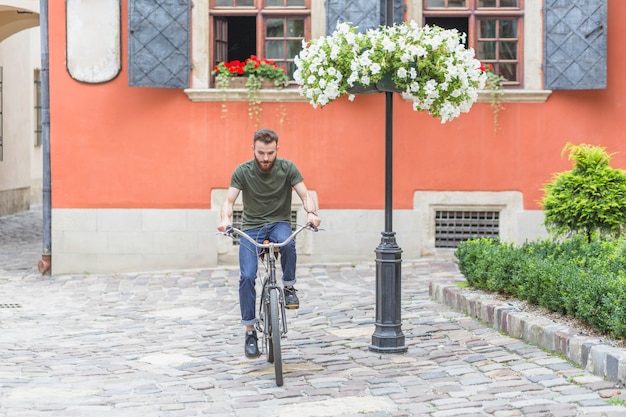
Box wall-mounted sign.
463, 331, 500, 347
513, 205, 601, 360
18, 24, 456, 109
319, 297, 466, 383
66, 0, 121, 83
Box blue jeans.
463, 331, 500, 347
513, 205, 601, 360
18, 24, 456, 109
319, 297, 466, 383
238, 222, 297, 326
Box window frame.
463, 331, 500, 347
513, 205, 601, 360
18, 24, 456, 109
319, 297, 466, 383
34, 69, 42, 147
423, 0, 524, 87
208, 0, 311, 86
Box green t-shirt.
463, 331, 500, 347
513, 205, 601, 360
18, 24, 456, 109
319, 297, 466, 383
231, 158, 304, 230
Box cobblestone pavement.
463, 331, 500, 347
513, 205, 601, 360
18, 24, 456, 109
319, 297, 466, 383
0, 207, 42, 276
0, 208, 625, 417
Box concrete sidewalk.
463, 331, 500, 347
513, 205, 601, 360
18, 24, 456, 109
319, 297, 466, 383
0, 208, 625, 417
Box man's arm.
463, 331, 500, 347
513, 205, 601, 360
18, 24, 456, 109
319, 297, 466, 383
293, 182, 321, 228
217, 186, 241, 232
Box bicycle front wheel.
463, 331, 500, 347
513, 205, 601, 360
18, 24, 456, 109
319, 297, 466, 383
269, 288, 283, 386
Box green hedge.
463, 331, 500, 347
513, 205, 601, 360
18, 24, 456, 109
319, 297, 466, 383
455, 237, 626, 339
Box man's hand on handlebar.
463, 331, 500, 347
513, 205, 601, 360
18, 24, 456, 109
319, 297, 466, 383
217, 219, 232, 233
306, 212, 321, 229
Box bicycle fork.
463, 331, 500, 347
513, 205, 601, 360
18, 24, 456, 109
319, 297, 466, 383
265, 257, 288, 336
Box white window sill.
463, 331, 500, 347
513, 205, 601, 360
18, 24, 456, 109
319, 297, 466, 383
476, 89, 552, 103
184, 87, 304, 103
184, 87, 552, 104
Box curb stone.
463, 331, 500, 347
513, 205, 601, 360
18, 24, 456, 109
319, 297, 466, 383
430, 281, 626, 387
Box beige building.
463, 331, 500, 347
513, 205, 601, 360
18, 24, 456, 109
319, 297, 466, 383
0, 1, 41, 216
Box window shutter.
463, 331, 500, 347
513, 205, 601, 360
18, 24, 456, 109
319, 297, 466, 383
544, 0, 607, 90
128, 0, 191, 88
326, 0, 380, 34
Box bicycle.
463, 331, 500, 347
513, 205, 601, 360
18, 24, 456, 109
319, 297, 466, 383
220, 222, 317, 386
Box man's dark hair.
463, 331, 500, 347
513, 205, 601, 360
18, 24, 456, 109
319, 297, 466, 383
253, 128, 279, 145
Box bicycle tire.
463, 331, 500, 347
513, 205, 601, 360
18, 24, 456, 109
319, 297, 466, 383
269, 288, 283, 386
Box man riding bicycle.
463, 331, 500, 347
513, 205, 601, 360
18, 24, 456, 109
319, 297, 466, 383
217, 128, 321, 358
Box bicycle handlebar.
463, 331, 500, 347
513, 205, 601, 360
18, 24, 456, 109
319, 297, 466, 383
220, 222, 318, 249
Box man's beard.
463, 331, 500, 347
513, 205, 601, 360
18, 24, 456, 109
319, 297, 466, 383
255, 157, 275, 173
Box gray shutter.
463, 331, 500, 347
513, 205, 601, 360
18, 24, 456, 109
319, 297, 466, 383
128, 0, 191, 88
544, 0, 607, 90
326, 0, 380, 34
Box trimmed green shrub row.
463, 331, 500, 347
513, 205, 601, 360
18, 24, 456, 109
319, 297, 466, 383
455, 237, 626, 339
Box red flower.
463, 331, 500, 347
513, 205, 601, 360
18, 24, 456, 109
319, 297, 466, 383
212, 55, 289, 83
479, 63, 495, 73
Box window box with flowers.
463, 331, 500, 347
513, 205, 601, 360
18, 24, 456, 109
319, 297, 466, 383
293, 21, 487, 124
212, 55, 289, 123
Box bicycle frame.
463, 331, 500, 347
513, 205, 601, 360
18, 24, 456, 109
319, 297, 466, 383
257, 244, 288, 337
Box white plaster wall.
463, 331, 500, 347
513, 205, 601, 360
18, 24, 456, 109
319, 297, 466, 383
29, 28, 42, 205
0, 26, 41, 212
52, 208, 217, 275
51, 197, 548, 274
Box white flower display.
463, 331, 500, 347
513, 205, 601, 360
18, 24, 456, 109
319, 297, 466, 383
293, 21, 487, 123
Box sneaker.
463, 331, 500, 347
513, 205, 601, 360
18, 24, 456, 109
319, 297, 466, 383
244, 330, 260, 358
284, 286, 299, 309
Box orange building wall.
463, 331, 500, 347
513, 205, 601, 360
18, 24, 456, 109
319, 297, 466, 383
49, 2, 626, 212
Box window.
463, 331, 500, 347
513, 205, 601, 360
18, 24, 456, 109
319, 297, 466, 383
34, 69, 42, 147
423, 0, 523, 87
209, 0, 310, 84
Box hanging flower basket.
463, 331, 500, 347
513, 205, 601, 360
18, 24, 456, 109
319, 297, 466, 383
345, 71, 403, 94
294, 21, 487, 123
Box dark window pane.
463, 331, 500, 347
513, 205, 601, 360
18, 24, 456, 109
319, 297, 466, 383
500, 62, 516, 81
448, 0, 466, 6
226, 16, 256, 61
216, 0, 254, 5
266, 40, 284, 59
287, 18, 304, 37
500, 41, 517, 59
267, 0, 305, 5
479, 20, 496, 38
287, 39, 302, 56
478, 0, 496, 7
500, 0, 518, 7
424, 16, 469, 46
426, 0, 447, 7
500, 20, 517, 38
478, 41, 496, 59
266, 19, 284, 37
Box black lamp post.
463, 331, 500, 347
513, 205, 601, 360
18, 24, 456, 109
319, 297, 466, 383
369, 0, 407, 353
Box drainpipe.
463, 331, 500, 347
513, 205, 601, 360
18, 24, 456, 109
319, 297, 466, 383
37, 0, 51, 275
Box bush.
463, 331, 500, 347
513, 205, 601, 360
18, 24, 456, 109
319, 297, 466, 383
455, 237, 626, 339
541, 143, 626, 242
455, 238, 520, 293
